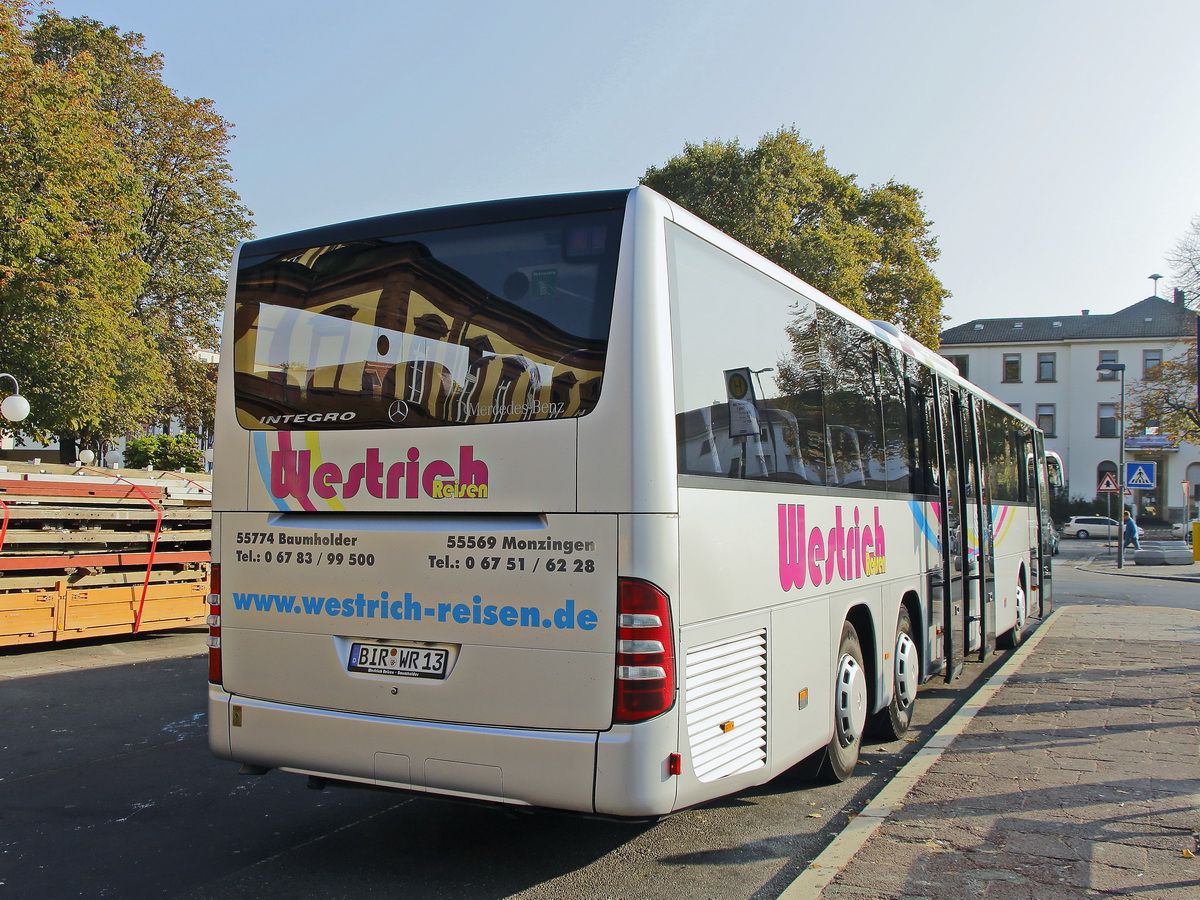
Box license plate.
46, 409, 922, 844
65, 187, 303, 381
347, 642, 449, 679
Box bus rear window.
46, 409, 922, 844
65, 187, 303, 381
232, 209, 622, 430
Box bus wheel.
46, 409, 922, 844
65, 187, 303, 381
998, 578, 1027, 649
869, 607, 917, 741
819, 621, 867, 782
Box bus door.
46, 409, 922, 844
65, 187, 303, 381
934, 382, 965, 682
1032, 431, 1054, 613
969, 396, 997, 656
952, 392, 994, 660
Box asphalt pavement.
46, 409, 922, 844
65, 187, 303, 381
781, 549, 1200, 900
4, 545, 1195, 899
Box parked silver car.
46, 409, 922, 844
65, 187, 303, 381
1060, 515, 1143, 540
1171, 519, 1197, 543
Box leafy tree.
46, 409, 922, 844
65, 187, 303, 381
641, 127, 949, 346
0, 0, 163, 447
1121, 217, 1200, 447
29, 9, 253, 436
123, 432, 205, 472
1168, 215, 1200, 309
1127, 344, 1199, 447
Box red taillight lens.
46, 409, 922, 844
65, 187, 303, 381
614, 578, 675, 723
207, 563, 221, 684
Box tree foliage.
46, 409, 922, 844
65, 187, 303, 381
1127, 345, 1199, 447
123, 432, 205, 472
30, 8, 252, 435
0, 0, 162, 446
0, 0, 251, 449
641, 127, 949, 347
1124, 217, 1200, 447
1168, 215, 1200, 310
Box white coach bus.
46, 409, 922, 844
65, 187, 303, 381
207, 187, 1055, 818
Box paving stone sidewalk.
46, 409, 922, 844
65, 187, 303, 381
807, 605, 1200, 899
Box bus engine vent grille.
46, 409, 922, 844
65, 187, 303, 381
684, 629, 767, 783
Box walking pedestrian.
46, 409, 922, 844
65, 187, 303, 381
1123, 509, 1141, 550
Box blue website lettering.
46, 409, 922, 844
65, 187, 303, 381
229, 590, 599, 631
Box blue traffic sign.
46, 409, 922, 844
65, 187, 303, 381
1125, 461, 1156, 490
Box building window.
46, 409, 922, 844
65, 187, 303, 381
1037, 352, 1056, 382
1002, 353, 1022, 383
1009, 403, 1022, 413
1098, 350, 1118, 380
1143, 348, 1162, 376
1036, 403, 1056, 437
944, 354, 969, 379
1098, 403, 1118, 437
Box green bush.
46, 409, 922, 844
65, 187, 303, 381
123, 434, 206, 472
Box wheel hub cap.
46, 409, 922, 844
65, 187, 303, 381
835, 653, 867, 747
895, 632, 918, 709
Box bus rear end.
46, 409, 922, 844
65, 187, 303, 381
208, 189, 682, 816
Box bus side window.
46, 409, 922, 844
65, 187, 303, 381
776, 302, 827, 486
817, 310, 885, 492
917, 373, 940, 495
1016, 432, 1031, 503
880, 347, 914, 493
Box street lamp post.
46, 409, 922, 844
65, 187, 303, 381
1097, 361, 1127, 568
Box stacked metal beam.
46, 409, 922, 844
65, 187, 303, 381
0, 463, 210, 646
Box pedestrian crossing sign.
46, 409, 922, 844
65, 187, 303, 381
1125, 461, 1156, 489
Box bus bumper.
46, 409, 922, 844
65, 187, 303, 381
208, 684, 600, 812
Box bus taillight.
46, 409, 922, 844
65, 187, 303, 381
614, 578, 675, 723
206, 563, 222, 684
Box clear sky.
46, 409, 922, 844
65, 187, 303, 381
44, 0, 1200, 329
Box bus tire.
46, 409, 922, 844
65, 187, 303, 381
818, 621, 867, 783
997, 577, 1027, 649
868, 607, 917, 741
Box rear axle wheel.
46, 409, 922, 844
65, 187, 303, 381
818, 621, 867, 782
869, 607, 918, 740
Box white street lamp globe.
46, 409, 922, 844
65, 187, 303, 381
105, 449, 123, 467
78, 449, 95, 465
1, 394, 30, 422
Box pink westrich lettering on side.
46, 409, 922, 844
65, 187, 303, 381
269, 446, 490, 503
778, 504, 807, 591
777, 503, 888, 593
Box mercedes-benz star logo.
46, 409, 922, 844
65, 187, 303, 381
387, 399, 410, 423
